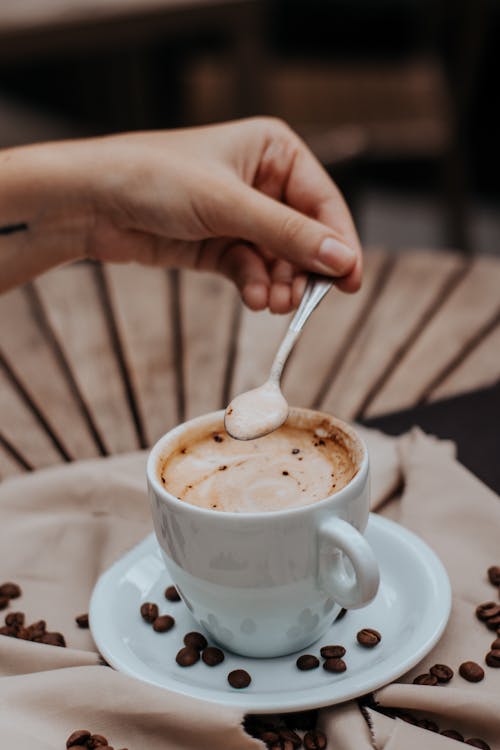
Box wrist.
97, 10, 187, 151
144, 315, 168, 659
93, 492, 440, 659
0, 141, 93, 267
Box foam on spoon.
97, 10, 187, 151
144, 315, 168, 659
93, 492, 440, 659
224, 380, 289, 441
225, 276, 334, 441
224, 329, 299, 440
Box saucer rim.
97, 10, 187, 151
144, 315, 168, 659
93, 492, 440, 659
90, 514, 451, 712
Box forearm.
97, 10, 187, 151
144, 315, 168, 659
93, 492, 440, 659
0, 142, 90, 292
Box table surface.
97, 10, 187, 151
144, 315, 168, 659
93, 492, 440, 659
1, 248, 499, 480
0, 0, 247, 30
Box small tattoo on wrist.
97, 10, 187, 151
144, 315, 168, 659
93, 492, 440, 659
0, 222, 29, 236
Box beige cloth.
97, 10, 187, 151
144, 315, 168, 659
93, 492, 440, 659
0, 427, 499, 749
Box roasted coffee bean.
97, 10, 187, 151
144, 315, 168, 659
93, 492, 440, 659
5, 611, 24, 628
279, 728, 302, 748
284, 710, 318, 731
465, 739, 491, 749
490, 637, 500, 650
416, 718, 439, 732
140, 602, 159, 623
176, 646, 200, 667
323, 657, 346, 673
413, 673, 438, 685
320, 645, 346, 659
165, 585, 181, 602
303, 729, 328, 749
88, 736, 109, 748
39, 631, 66, 647
202, 646, 225, 666
399, 713, 417, 725
430, 663, 454, 683
357, 628, 381, 647
153, 615, 175, 633
475, 602, 500, 622
486, 614, 500, 630
441, 729, 465, 741
485, 649, 500, 667
0, 596, 8, 611
296, 654, 320, 670
183, 631, 208, 650
459, 661, 485, 682
228, 669, 251, 688
27, 620, 46, 639
75, 613, 89, 629
0, 582, 21, 599
487, 566, 500, 586
0, 625, 17, 636
260, 730, 280, 745
17, 626, 30, 640
66, 729, 92, 747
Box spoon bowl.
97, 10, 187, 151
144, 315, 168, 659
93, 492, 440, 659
224, 274, 333, 440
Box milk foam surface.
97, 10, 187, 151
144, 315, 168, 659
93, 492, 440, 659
159, 424, 357, 512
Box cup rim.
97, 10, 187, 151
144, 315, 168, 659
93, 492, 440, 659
147, 407, 368, 520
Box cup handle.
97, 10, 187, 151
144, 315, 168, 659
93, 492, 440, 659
318, 517, 380, 609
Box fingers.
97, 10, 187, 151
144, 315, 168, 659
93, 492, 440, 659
249, 123, 362, 289
313, 188, 363, 293
218, 181, 357, 280
334, 253, 363, 293
267, 259, 292, 314
215, 241, 270, 311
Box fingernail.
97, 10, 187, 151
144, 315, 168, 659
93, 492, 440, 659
318, 238, 356, 273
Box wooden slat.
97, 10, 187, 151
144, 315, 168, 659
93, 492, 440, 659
0, 287, 100, 460
319, 250, 465, 420
282, 248, 389, 410
366, 256, 500, 417
430, 322, 500, 402
0, 442, 26, 479
180, 271, 238, 420
104, 263, 178, 446
229, 306, 291, 401
0, 367, 62, 469
35, 263, 139, 455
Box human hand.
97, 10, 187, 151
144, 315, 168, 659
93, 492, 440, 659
79, 118, 361, 313
0, 118, 361, 309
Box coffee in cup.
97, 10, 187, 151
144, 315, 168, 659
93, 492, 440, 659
159, 422, 359, 513
148, 408, 379, 658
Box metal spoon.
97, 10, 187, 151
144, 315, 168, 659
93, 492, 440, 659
224, 274, 333, 440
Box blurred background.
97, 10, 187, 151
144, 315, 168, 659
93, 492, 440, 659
0, 0, 498, 255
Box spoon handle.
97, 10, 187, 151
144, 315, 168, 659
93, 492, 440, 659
289, 274, 333, 333
269, 274, 333, 382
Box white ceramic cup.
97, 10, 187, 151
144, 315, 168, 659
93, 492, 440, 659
147, 407, 379, 658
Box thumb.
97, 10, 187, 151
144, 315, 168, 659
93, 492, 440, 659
220, 183, 358, 277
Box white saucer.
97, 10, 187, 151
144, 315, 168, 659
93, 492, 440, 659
90, 515, 451, 713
